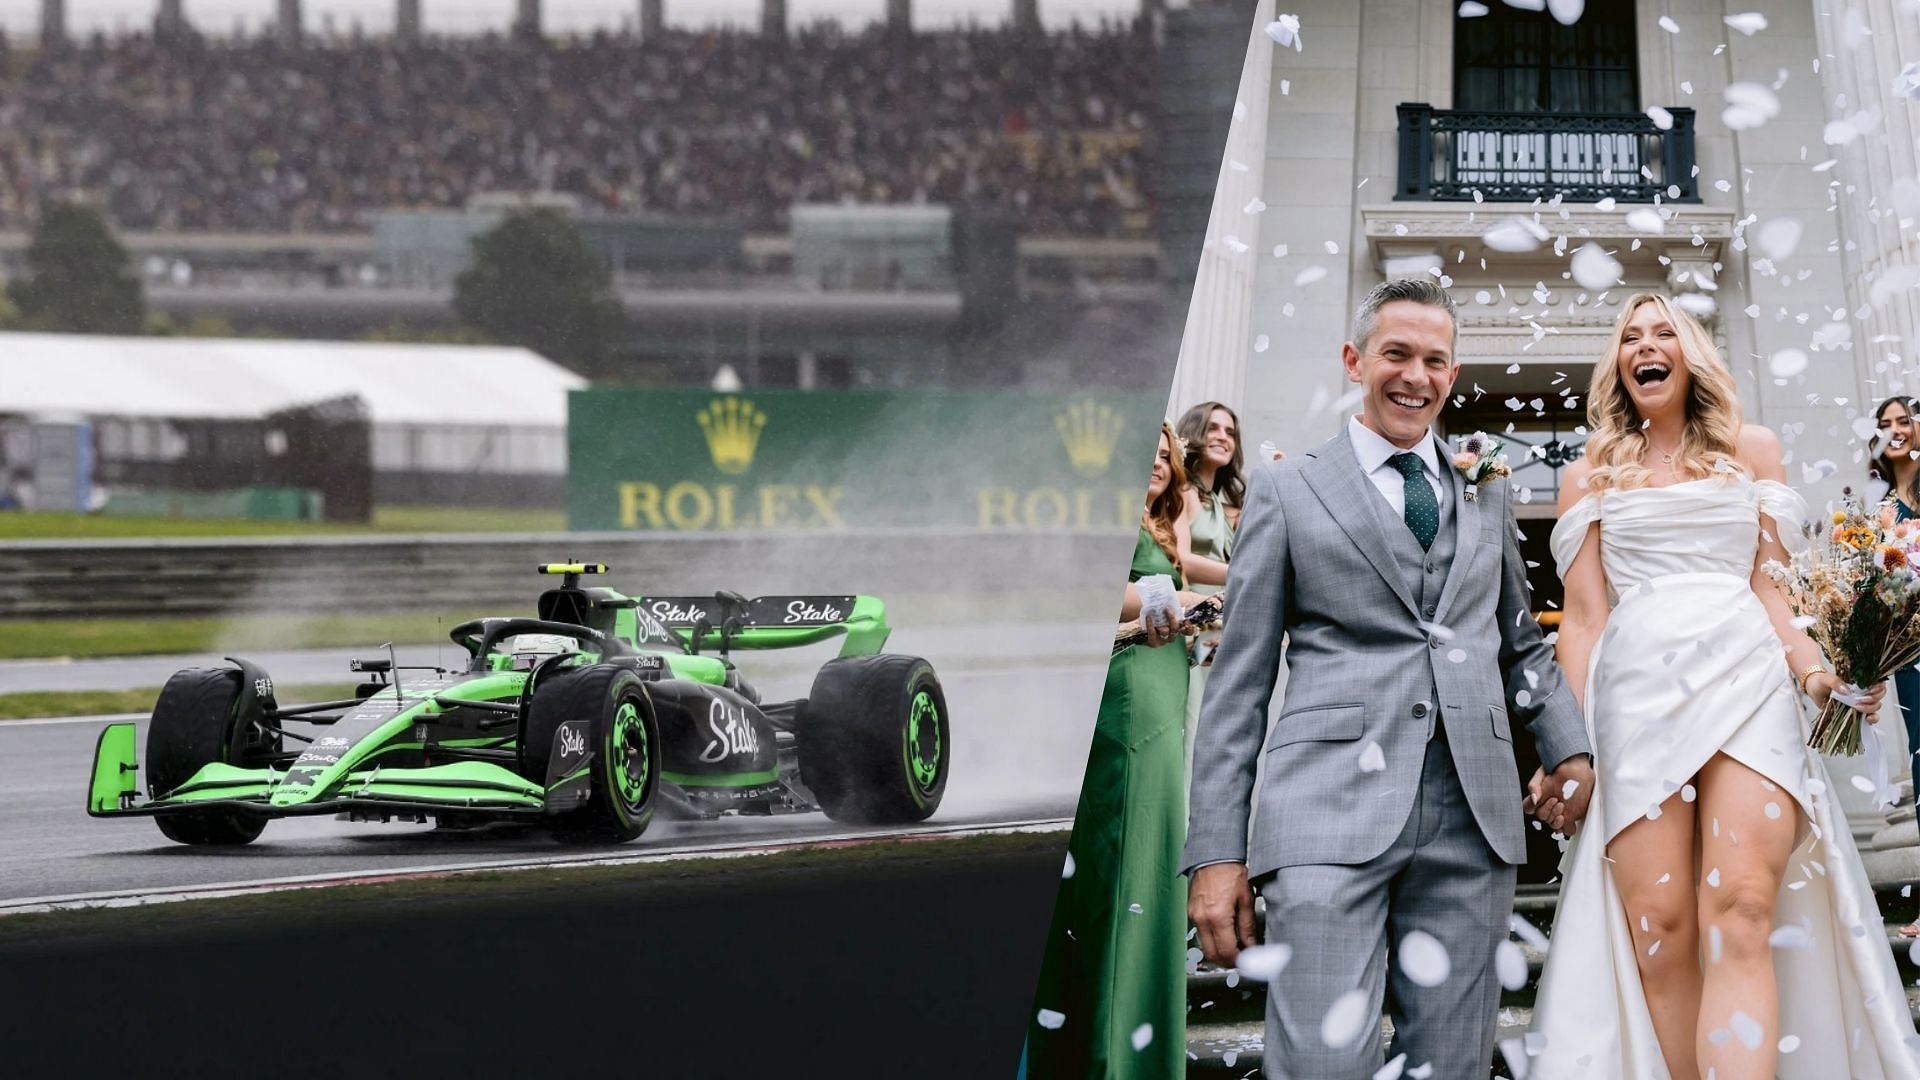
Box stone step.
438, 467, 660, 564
1186, 988, 1920, 1079
1185, 886, 1920, 1077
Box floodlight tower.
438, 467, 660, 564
1013, 0, 1041, 34
40, 0, 64, 47
640, 0, 664, 39
278, 0, 302, 41
514, 0, 541, 38
887, 0, 911, 35
761, 0, 786, 38
155, 0, 189, 37
396, 0, 421, 40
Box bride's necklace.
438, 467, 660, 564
1647, 438, 1680, 467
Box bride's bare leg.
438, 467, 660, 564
1693, 752, 1797, 1080
1607, 790, 1703, 1080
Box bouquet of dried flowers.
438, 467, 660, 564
1762, 489, 1920, 755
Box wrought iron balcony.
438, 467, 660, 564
1395, 103, 1698, 204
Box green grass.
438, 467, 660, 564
0, 506, 567, 539
0, 684, 358, 721
0, 612, 491, 660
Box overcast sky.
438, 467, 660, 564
0, 0, 1175, 34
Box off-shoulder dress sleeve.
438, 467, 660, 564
1549, 493, 1602, 581
1751, 479, 1810, 554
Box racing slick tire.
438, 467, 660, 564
797, 655, 948, 824
522, 665, 661, 843
147, 668, 270, 846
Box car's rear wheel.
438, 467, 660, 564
147, 668, 269, 846
523, 665, 660, 843
798, 655, 948, 824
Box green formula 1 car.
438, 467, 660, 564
86, 563, 950, 845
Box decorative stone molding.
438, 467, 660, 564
1360, 202, 1739, 274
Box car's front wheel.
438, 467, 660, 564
523, 665, 660, 843
147, 667, 269, 846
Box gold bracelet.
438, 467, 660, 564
1798, 664, 1827, 696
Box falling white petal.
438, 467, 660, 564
1244, 198, 1268, 215
1254, 335, 1271, 353
1358, 741, 1388, 773
1037, 1008, 1066, 1030
1571, 243, 1622, 290
1496, 939, 1529, 990
1624, 208, 1666, 235
1756, 217, 1803, 261
1779, 1034, 1801, 1053
1295, 265, 1329, 287
1723, 12, 1768, 35
1646, 106, 1674, 130
1768, 348, 1809, 378
1131, 1023, 1153, 1052
1398, 930, 1451, 988
1545, 0, 1582, 26
1236, 943, 1293, 983
1324, 240, 1341, 255
1674, 293, 1718, 318
1373, 1055, 1408, 1080
1321, 990, 1372, 1050
1458, 1, 1490, 15
1770, 924, 1813, 950
1732, 1011, 1764, 1049
1484, 217, 1549, 252
1062, 852, 1076, 879
1658, 15, 1679, 33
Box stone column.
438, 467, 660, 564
761, 0, 786, 38
40, 0, 64, 47
1013, 0, 1040, 33
396, 0, 421, 41
640, 0, 664, 39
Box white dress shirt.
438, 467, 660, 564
1347, 416, 1446, 515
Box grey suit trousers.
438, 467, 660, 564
1258, 732, 1515, 1079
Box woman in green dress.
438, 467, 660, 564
1172, 402, 1244, 790
1020, 423, 1205, 1079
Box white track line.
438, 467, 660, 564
0, 817, 1074, 916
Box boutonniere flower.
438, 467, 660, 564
1451, 432, 1511, 502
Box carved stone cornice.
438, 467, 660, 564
1359, 202, 1740, 273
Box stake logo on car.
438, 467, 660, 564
558, 724, 588, 758
784, 600, 844, 623
699, 699, 760, 763
650, 600, 709, 623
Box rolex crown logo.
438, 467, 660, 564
697, 397, 767, 475
1055, 400, 1125, 478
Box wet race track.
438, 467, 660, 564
0, 622, 1107, 903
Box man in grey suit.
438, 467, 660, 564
1185, 279, 1595, 1078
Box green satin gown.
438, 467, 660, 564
1020, 528, 1190, 1079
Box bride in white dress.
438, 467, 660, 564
1525, 293, 1918, 1080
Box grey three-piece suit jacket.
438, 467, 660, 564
1183, 428, 1591, 879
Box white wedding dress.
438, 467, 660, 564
1529, 473, 1919, 1078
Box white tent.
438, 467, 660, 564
0, 333, 586, 475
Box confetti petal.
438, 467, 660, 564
1768, 348, 1809, 377
1624, 208, 1666, 235
1756, 217, 1803, 261
1545, 0, 1582, 26
1484, 217, 1549, 252
1723, 12, 1768, 35
1398, 930, 1451, 988
1062, 852, 1075, 879
1458, 1, 1489, 15
1236, 943, 1292, 982
1295, 265, 1329, 287
1731, 1010, 1764, 1049
1321, 989, 1372, 1049
1646, 106, 1674, 130
1359, 741, 1387, 773
1496, 939, 1528, 990
1131, 1023, 1154, 1051
1658, 15, 1679, 33
1571, 243, 1622, 290
1037, 1008, 1066, 1030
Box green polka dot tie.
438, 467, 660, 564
1391, 452, 1438, 550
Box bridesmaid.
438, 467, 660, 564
1172, 401, 1243, 785
1871, 395, 1920, 938
1021, 423, 1203, 1079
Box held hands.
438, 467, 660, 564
1189, 862, 1259, 968
1141, 590, 1210, 648
1524, 754, 1595, 836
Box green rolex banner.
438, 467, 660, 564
567, 389, 1167, 532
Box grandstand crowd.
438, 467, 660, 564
0, 21, 1156, 236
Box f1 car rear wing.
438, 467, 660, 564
637, 593, 889, 658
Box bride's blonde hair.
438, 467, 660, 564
1583, 292, 1744, 492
